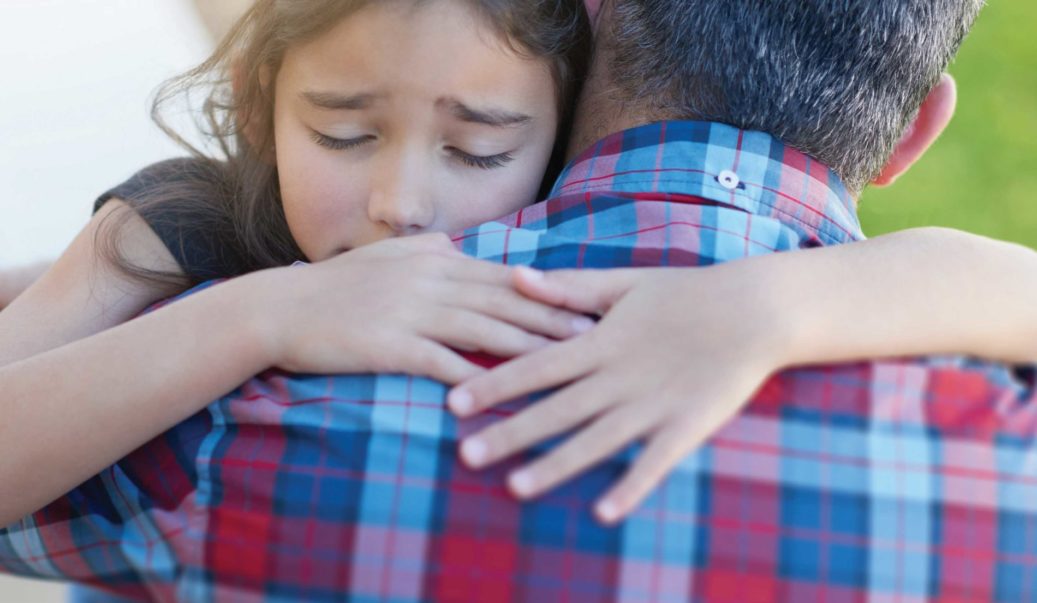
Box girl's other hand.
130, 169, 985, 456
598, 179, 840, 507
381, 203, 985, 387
447, 263, 791, 524
253, 233, 595, 384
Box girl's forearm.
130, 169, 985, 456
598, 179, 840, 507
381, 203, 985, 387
750, 227, 1037, 367
0, 261, 50, 310
0, 272, 278, 526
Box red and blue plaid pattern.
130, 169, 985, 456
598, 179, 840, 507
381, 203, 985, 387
4, 121, 1036, 602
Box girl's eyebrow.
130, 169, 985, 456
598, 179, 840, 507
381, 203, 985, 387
301, 91, 381, 110
439, 98, 532, 128
300, 92, 531, 128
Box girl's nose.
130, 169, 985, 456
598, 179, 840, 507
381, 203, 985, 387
368, 149, 436, 235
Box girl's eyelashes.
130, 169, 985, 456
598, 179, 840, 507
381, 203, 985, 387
310, 130, 514, 170
310, 131, 374, 151
449, 148, 515, 170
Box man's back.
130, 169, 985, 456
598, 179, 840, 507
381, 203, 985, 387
4, 121, 1035, 602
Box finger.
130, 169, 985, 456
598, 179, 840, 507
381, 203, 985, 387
503, 404, 655, 500
593, 419, 702, 525
398, 232, 462, 254
458, 372, 616, 469
512, 267, 641, 315
352, 232, 460, 262
396, 338, 486, 385
447, 336, 598, 417
453, 283, 596, 340
421, 308, 553, 359
439, 255, 519, 286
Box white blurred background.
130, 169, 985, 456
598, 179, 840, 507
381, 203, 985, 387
0, 0, 213, 267
0, 1, 239, 599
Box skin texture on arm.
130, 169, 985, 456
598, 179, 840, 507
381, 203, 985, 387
761, 226, 1037, 365
0, 262, 48, 312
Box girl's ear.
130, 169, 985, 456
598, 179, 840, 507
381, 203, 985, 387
872, 73, 957, 187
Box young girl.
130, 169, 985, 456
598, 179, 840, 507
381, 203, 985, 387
0, 0, 1034, 530
0, 0, 593, 525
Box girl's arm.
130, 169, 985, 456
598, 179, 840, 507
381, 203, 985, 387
763, 226, 1037, 366
0, 261, 50, 311
444, 226, 1037, 523
0, 200, 277, 525
0, 201, 183, 367
0, 208, 585, 525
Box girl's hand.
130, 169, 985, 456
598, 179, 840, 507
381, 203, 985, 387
257, 233, 595, 384
447, 264, 791, 524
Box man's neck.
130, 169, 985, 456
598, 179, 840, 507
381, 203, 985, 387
565, 81, 646, 161
565, 16, 656, 161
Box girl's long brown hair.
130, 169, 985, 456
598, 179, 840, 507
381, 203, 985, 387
99, 0, 591, 291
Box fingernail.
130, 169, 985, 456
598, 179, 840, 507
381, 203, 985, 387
508, 470, 537, 498
448, 388, 474, 415
517, 266, 544, 281
460, 437, 489, 467
571, 316, 595, 334
595, 499, 620, 524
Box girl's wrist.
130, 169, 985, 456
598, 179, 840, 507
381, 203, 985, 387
713, 254, 816, 370
228, 266, 297, 370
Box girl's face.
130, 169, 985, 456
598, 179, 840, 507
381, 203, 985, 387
273, 0, 560, 261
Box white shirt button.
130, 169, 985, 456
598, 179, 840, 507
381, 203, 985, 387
717, 170, 741, 190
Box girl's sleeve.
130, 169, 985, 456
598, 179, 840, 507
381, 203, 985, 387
93, 158, 251, 283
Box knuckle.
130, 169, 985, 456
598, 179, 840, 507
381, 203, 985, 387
366, 346, 402, 374
404, 342, 438, 371
485, 286, 514, 309
497, 327, 533, 350
544, 308, 580, 333
427, 232, 454, 248
412, 254, 442, 272
524, 334, 551, 351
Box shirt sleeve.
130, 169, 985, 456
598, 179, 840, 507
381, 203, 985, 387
0, 477, 153, 599
94, 158, 250, 282
0, 408, 211, 600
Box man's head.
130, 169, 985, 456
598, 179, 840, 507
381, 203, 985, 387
576, 0, 983, 194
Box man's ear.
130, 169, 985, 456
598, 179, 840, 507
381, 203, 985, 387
872, 73, 957, 187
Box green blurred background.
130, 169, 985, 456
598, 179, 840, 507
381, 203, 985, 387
860, 0, 1037, 245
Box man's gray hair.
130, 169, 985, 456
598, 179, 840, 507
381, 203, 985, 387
606, 0, 984, 192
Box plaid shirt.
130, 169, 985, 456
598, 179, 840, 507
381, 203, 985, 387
4, 121, 1037, 602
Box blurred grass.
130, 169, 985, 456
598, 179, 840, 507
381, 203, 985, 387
859, 0, 1037, 246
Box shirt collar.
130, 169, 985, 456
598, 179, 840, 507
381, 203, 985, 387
550, 120, 865, 245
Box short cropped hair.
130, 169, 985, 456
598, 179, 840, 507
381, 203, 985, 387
606, 0, 984, 192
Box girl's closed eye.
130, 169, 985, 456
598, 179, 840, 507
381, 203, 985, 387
311, 129, 515, 171
310, 130, 375, 152
448, 147, 515, 170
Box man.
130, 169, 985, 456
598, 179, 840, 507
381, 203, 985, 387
6, 0, 1033, 601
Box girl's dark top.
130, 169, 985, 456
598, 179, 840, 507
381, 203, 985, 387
93, 158, 252, 282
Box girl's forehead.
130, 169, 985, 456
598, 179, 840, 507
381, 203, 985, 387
282, 2, 557, 113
